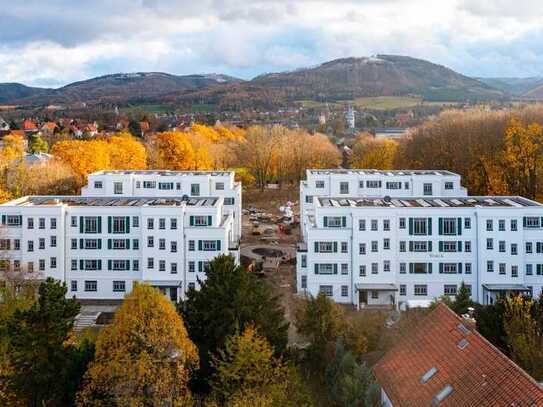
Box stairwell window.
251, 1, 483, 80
315, 180, 325, 188
359, 265, 366, 276
114, 182, 123, 194
339, 182, 349, 194
423, 183, 432, 195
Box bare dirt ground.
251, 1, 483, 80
241, 187, 305, 345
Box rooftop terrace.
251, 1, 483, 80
3, 196, 220, 208
308, 169, 459, 176
317, 196, 540, 209
95, 170, 233, 177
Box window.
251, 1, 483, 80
301, 276, 307, 289
215, 182, 225, 190
527, 242, 533, 253
133, 239, 139, 250
6, 215, 21, 226
526, 264, 533, 276
465, 263, 472, 274
487, 261, 494, 272
464, 241, 471, 252
143, 181, 156, 189
27, 262, 33, 273
366, 180, 381, 188
341, 264, 348, 275
423, 183, 432, 195
371, 241, 378, 252
305, 196, 313, 204
191, 183, 200, 196
84, 217, 99, 233
525, 217, 540, 228
441, 241, 457, 252
413, 263, 429, 274
112, 260, 129, 271
27, 217, 34, 229
486, 219, 493, 231
136, 181, 141, 188
188, 282, 196, 290
499, 263, 506, 275
189, 261, 195, 273
442, 263, 457, 274
400, 285, 406, 296
399, 241, 406, 252
499, 219, 505, 231
111, 239, 127, 249
359, 265, 366, 276
113, 281, 126, 292
0, 239, 10, 250
94, 181, 102, 189
176, 182, 181, 190
319, 285, 333, 297
147, 236, 154, 248
384, 260, 390, 272
316, 180, 325, 188
413, 218, 427, 235
301, 255, 307, 268
132, 216, 139, 228
114, 182, 123, 194
85, 239, 100, 249
383, 238, 390, 250
371, 263, 378, 274
341, 285, 348, 297
50, 218, 56, 229
158, 182, 174, 190
170, 218, 177, 230
50, 236, 57, 248
224, 197, 235, 205
464, 218, 471, 229
404, 182, 409, 189
386, 181, 401, 190
316, 264, 335, 275
84, 281, 97, 292
511, 219, 518, 231
71, 216, 77, 227
383, 219, 390, 231
443, 218, 457, 235
444, 182, 453, 190
339, 182, 349, 194
326, 216, 344, 228
71, 280, 77, 292
159, 260, 166, 272
341, 242, 348, 253
112, 216, 127, 234
171, 241, 177, 253
371, 219, 378, 231
486, 238, 493, 250
414, 285, 428, 296
27, 240, 33, 252
359, 219, 366, 231
498, 240, 506, 252
39, 238, 45, 250
39, 217, 45, 229
50, 257, 56, 268
83, 260, 100, 270
14, 239, 20, 250
201, 240, 217, 251
147, 218, 154, 229
511, 243, 518, 255
371, 291, 379, 299
189, 240, 195, 251
133, 260, 139, 271
147, 258, 154, 269
193, 216, 210, 226
71, 260, 77, 271
399, 218, 406, 229
512, 265, 518, 277
413, 241, 429, 252
159, 218, 166, 230
400, 263, 406, 274
159, 238, 166, 250
444, 285, 457, 295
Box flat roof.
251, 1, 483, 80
317, 196, 540, 209
308, 169, 459, 176
94, 170, 233, 177
4, 196, 220, 208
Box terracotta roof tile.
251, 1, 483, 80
373, 304, 543, 406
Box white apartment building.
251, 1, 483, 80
82, 170, 242, 241
0, 195, 239, 302
297, 195, 543, 308
300, 169, 467, 237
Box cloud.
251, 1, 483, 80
1, 0, 543, 87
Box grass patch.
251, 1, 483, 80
120, 104, 172, 114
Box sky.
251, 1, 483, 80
1, 0, 543, 88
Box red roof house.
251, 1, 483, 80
22, 119, 38, 132
373, 304, 543, 406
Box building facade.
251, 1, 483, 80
0, 195, 239, 302
297, 195, 543, 308
82, 170, 242, 241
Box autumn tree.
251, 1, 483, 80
28, 134, 49, 154
51, 140, 111, 183
0, 134, 25, 168
6, 160, 79, 197
107, 133, 147, 170
148, 131, 195, 170
350, 134, 398, 170
78, 284, 198, 406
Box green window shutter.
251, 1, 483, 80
97, 260, 102, 270
342, 217, 346, 227
333, 264, 338, 274
523, 217, 527, 228
439, 241, 443, 252
457, 218, 462, 235
198, 262, 203, 272
216, 240, 221, 251
79, 260, 84, 270
125, 216, 130, 233
98, 239, 102, 249
314, 242, 319, 253
409, 241, 413, 252
126, 239, 130, 249
125, 260, 130, 270
208, 216, 212, 226
427, 263, 432, 274
108, 239, 112, 249
108, 260, 112, 270
315, 264, 319, 274
427, 218, 432, 235
541, 217, 543, 227
457, 241, 462, 252
323, 217, 328, 227
108, 216, 112, 233
458, 263, 463, 274
18, 215, 22, 225
409, 263, 414, 274
438, 218, 443, 235
79, 216, 84, 233
408, 218, 413, 235
190, 216, 194, 226
428, 241, 432, 252
538, 264, 542, 275
79, 238, 84, 249
1, 215, 5, 224
98, 217, 102, 233
198, 240, 203, 251
333, 242, 338, 252
439, 263, 443, 274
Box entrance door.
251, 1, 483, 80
359, 290, 368, 305
169, 287, 178, 302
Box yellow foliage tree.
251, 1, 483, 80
6, 160, 78, 197
107, 133, 147, 170
0, 134, 25, 170
51, 140, 111, 183
0, 187, 12, 204
349, 134, 398, 170
77, 284, 198, 406
192, 124, 220, 142
148, 131, 195, 170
